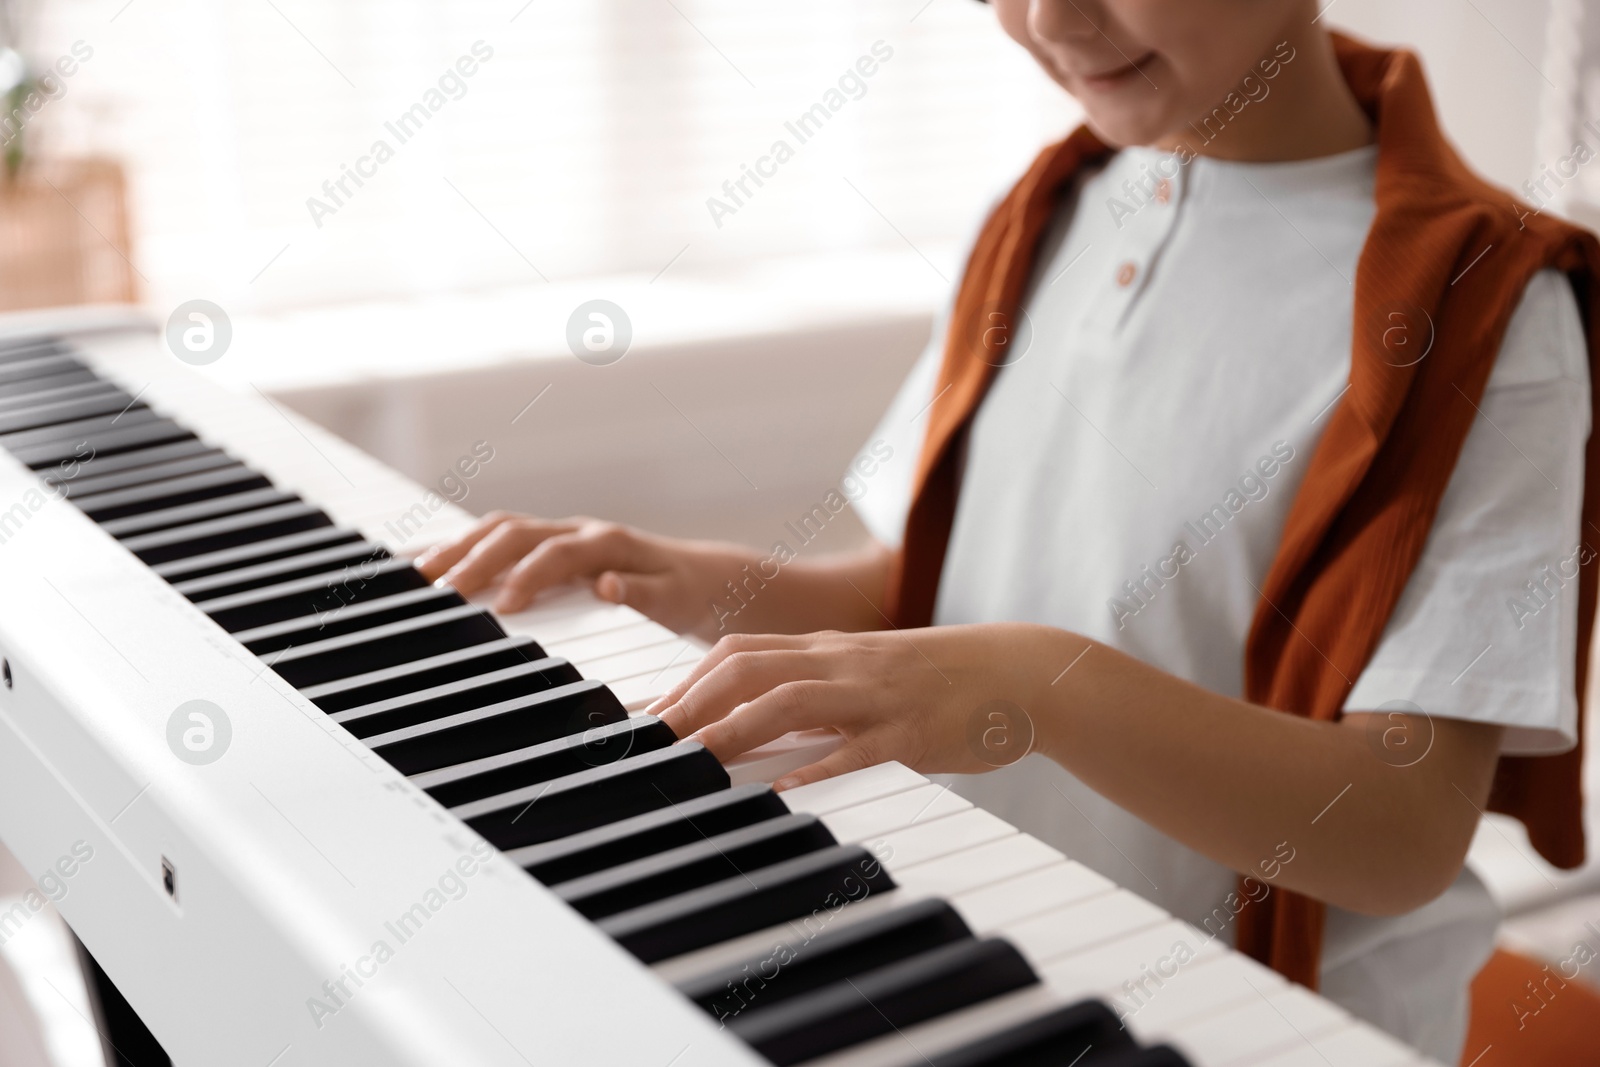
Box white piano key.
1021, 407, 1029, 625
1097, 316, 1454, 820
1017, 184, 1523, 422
610, 661, 697, 710
1164, 984, 1349, 1067
351, 499, 475, 532
1084, 938, 1261, 1037
725, 730, 843, 788
817, 783, 971, 843
997, 891, 1169, 968
953, 860, 1115, 933
374, 521, 479, 555
215, 431, 386, 492
891, 833, 1065, 899
485, 583, 609, 615
779, 761, 928, 816
494, 598, 646, 646
542, 619, 676, 664
576, 638, 697, 686
312, 481, 431, 511
1248, 1023, 1422, 1067
867, 808, 1016, 870
320, 475, 420, 511
331, 480, 417, 521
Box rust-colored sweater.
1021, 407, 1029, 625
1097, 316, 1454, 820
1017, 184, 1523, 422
886, 34, 1599, 987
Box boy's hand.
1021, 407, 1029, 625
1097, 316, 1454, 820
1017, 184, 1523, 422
416, 512, 753, 639
650, 623, 1072, 789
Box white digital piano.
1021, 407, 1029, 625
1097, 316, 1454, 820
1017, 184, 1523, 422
0, 310, 1446, 1067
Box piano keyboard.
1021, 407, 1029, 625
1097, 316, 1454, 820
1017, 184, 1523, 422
0, 315, 1444, 1067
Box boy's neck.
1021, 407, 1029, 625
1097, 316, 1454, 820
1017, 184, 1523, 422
1156, 22, 1373, 163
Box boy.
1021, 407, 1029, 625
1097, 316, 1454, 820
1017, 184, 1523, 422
420, 2, 1599, 1060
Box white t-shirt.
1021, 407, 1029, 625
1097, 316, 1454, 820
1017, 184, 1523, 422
850, 144, 1590, 1063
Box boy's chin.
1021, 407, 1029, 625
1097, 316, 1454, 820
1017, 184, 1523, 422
1079, 107, 1180, 152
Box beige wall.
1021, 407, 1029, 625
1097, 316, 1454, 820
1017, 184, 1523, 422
1331, 0, 1551, 190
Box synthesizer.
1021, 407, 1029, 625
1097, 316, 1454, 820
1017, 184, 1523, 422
0, 309, 1443, 1066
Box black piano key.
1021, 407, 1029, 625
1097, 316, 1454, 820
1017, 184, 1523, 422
922, 1001, 1138, 1067
364, 678, 625, 770
52, 448, 236, 497
0, 391, 142, 436
172, 540, 386, 601
72, 465, 273, 522
0, 378, 120, 414
234, 585, 464, 653
732, 939, 1038, 1065
0, 368, 100, 402
268, 604, 505, 688
99, 486, 295, 538
153, 526, 364, 583
122, 502, 333, 564
507, 782, 787, 886
196, 557, 425, 631
9, 418, 194, 469
412, 714, 675, 807
0, 406, 163, 450
300, 635, 548, 712
0, 337, 66, 358
0, 351, 68, 374
678, 898, 974, 1018
452, 742, 728, 851
1086, 1047, 1193, 1067
328, 656, 583, 735
554, 813, 837, 921
38, 438, 217, 486
598, 843, 896, 964
0, 354, 86, 388
0, 338, 67, 363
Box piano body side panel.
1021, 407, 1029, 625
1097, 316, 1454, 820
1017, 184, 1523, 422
0, 440, 760, 1066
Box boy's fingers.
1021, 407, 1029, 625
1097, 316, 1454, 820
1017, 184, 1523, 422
440, 523, 550, 596
689, 680, 834, 763
662, 654, 823, 741
493, 527, 654, 612
415, 511, 516, 579
646, 633, 807, 718
596, 570, 675, 621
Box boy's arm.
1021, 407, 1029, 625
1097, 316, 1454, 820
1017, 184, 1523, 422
416, 512, 894, 640
652, 624, 1505, 918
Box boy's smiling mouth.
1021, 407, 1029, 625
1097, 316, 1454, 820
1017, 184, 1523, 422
1078, 50, 1158, 90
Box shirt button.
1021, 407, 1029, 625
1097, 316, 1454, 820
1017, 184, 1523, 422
1115, 261, 1137, 287
1154, 178, 1172, 204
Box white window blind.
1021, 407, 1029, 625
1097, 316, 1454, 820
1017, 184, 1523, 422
27, 0, 1081, 314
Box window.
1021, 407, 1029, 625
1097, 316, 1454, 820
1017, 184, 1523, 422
27, 1, 1081, 314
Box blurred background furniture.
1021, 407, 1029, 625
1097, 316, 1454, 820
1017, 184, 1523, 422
0, 158, 137, 310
